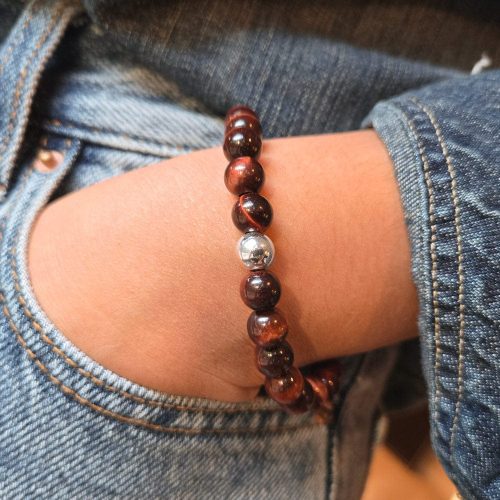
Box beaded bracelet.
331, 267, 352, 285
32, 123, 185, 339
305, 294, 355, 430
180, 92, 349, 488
223, 105, 341, 420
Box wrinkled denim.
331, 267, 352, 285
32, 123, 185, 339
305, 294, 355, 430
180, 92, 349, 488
365, 73, 500, 499
0, 1, 498, 499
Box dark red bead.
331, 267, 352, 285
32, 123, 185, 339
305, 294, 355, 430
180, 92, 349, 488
265, 366, 304, 405
240, 270, 281, 311
247, 309, 288, 346
256, 340, 294, 377
306, 375, 333, 411
223, 128, 262, 160
232, 193, 273, 233
224, 104, 259, 126
286, 379, 317, 414
312, 362, 341, 397
226, 114, 262, 137
224, 157, 264, 195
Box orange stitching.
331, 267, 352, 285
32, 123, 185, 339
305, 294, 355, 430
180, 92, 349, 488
411, 98, 466, 462
2, 292, 312, 435
0, 157, 36, 227
400, 109, 442, 422
0, 8, 34, 78
11, 259, 278, 414
0, 4, 67, 167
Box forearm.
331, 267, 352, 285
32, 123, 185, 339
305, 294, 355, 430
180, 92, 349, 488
28, 130, 418, 400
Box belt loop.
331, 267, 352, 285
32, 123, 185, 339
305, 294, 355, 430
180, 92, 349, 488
0, 0, 82, 200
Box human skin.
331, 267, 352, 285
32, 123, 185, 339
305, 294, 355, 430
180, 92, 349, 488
28, 130, 418, 402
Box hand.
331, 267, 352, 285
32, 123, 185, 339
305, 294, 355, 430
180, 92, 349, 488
28, 130, 418, 402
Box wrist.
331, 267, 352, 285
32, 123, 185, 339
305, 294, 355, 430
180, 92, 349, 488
28, 130, 417, 402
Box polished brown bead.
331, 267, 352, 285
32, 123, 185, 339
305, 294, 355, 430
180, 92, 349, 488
265, 366, 304, 405
240, 270, 281, 311
224, 104, 259, 126
224, 157, 264, 195
256, 340, 294, 377
226, 114, 262, 137
247, 309, 288, 346
306, 375, 333, 411
313, 361, 342, 397
223, 128, 262, 160
286, 379, 317, 414
232, 193, 273, 233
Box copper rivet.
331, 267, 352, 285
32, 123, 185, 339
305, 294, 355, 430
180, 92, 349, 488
33, 149, 63, 173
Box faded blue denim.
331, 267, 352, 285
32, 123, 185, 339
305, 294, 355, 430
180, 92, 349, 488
365, 73, 500, 499
0, 1, 498, 499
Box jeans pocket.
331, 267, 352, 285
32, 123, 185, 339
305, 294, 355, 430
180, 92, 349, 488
0, 132, 340, 499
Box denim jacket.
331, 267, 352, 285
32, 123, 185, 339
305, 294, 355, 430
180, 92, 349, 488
0, 1, 498, 499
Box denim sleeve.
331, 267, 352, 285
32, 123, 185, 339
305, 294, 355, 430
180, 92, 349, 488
364, 70, 500, 500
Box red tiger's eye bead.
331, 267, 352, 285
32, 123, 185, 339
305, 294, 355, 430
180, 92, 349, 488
256, 340, 294, 377
286, 379, 317, 414
247, 309, 288, 346
232, 193, 273, 233
224, 104, 259, 126
265, 367, 304, 405
313, 362, 342, 397
224, 157, 265, 195
226, 114, 262, 137
223, 128, 262, 160
306, 376, 333, 411
240, 270, 281, 311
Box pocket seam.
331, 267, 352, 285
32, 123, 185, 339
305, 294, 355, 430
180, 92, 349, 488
41, 117, 203, 158
3, 288, 319, 435
11, 250, 283, 415
45, 118, 194, 150
0, 9, 62, 175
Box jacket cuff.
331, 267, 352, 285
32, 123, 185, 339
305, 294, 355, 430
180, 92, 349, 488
362, 71, 500, 500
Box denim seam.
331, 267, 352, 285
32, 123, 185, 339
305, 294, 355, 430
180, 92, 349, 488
411, 97, 466, 467
42, 118, 200, 154
324, 422, 334, 500
398, 108, 442, 423
47, 70, 215, 115
330, 354, 365, 500
0, 3, 64, 190
12, 258, 283, 414
0, 6, 34, 80
2, 289, 317, 435
10, 250, 283, 414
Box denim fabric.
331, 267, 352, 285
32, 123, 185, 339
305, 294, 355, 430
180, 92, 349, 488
365, 72, 500, 499
0, 0, 498, 499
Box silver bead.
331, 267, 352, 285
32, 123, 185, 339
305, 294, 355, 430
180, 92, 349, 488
237, 232, 275, 270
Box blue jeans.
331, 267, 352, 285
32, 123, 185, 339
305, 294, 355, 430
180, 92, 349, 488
0, 1, 498, 498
